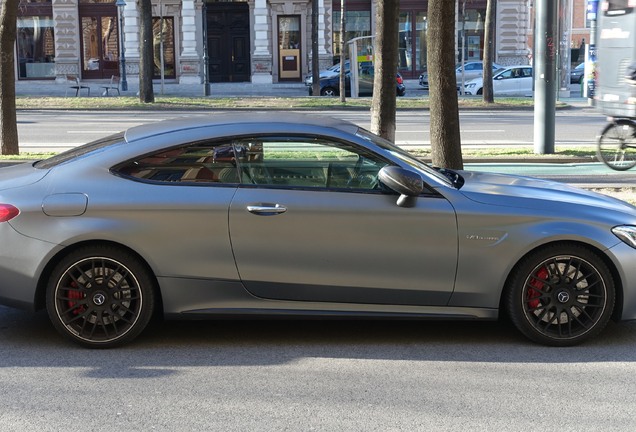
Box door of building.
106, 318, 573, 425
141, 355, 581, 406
79, 4, 119, 80
278, 15, 301, 81
206, 2, 250, 83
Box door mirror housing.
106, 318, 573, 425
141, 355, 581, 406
378, 166, 424, 208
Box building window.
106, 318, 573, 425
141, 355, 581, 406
332, 10, 371, 60
153, 17, 176, 79
458, 7, 486, 63
17, 16, 55, 79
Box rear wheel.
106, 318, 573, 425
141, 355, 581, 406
597, 120, 636, 171
46, 245, 156, 348
505, 244, 615, 346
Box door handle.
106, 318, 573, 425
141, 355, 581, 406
247, 204, 287, 216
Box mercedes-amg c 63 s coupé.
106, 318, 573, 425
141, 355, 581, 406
1, 113, 636, 347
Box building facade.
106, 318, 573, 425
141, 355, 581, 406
15, 0, 534, 87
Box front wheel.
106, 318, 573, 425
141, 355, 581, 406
597, 120, 636, 171
46, 245, 156, 348
321, 87, 338, 97
505, 244, 615, 346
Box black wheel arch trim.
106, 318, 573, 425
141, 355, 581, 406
34, 239, 163, 315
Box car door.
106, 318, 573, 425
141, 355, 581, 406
228, 135, 458, 307
518, 67, 533, 95
493, 68, 516, 95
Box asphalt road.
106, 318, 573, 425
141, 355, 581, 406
1, 305, 636, 431
16, 106, 607, 152
13, 107, 636, 186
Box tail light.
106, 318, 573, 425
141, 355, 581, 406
396, 75, 403, 85
0, 204, 19, 222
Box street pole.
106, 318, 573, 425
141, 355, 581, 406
116, 0, 128, 92
533, 0, 557, 154
202, 1, 210, 96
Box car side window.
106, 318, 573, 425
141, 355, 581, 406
233, 136, 389, 191
498, 69, 514, 79
113, 141, 240, 184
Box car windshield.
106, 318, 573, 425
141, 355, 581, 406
34, 132, 125, 169
355, 128, 453, 187
493, 68, 507, 76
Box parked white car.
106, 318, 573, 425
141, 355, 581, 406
464, 65, 533, 96
419, 61, 502, 90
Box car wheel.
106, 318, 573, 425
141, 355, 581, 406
46, 245, 156, 348
477, 88, 483, 95
505, 244, 615, 346
321, 87, 337, 97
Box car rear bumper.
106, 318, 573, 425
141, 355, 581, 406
0, 222, 59, 310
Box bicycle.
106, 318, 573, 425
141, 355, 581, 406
596, 117, 636, 171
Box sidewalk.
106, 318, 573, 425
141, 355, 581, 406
15, 79, 310, 98
16, 78, 591, 105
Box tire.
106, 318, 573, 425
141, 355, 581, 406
46, 245, 156, 348
505, 244, 615, 346
597, 120, 636, 171
476, 88, 483, 95
321, 87, 337, 97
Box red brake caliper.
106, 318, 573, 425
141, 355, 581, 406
527, 267, 548, 309
67, 282, 86, 315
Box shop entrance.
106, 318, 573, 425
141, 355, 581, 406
206, 2, 250, 83
278, 15, 301, 81
79, 4, 119, 80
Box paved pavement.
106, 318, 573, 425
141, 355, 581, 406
16, 78, 312, 98
16, 78, 591, 103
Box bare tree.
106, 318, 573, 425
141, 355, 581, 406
139, 0, 155, 103
427, 0, 463, 169
370, 0, 399, 142
482, 0, 495, 103
0, 0, 19, 155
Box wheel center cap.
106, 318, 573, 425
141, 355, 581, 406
557, 290, 570, 304
92, 292, 107, 306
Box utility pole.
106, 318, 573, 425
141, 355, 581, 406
533, 0, 558, 154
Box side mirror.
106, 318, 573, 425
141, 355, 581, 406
378, 166, 424, 208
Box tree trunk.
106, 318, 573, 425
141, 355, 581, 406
370, 0, 399, 142
0, 0, 19, 155
139, 0, 155, 103
482, 0, 496, 104
311, 0, 320, 97
427, 0, 463, 169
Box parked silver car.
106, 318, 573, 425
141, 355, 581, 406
1, 113, 636, 348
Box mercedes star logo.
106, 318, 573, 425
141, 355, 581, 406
93, 293, 106, 306
557, 291, 570, 304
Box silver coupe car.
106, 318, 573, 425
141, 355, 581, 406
1, 113, 636, 348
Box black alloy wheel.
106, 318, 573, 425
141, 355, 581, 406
321, 87, 337, 97
506, 244, 615, 346
46, 245, 156, 348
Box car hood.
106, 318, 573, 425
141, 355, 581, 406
456, 170, 636, 214
0, 162, 48, 191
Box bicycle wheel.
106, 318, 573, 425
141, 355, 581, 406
597, 120, 636, 171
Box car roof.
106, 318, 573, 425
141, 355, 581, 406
123, 112, 361, 143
